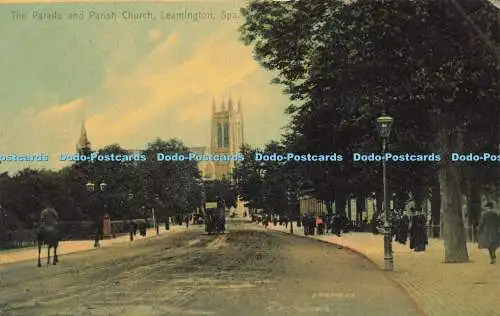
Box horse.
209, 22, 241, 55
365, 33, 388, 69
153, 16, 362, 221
37, 208, 60, 267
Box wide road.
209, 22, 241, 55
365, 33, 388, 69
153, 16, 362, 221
0, 220, 421, 316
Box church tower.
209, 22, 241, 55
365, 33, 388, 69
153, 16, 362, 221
210, 96, 245, 180
76, 120, 91, 153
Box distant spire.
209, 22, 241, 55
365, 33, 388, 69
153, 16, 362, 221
76, 119, 91, 151
228, 95, 233, 111
212, 98, 216, 113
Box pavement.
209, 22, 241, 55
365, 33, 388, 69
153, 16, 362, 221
266, 223, 500, 316
0, 225, 183, 266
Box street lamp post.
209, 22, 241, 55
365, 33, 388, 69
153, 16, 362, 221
258, 162, 266, 215
153, 194, 160, 235
376, 114, 394, 271
125, 192, 134, 241
125, 192, 134, 217
86, 181, 107, 248
286, 189, 294, 235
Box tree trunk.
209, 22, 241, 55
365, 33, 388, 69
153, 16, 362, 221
431, 177, 441, 238
375, 191, 382, 213
347, 197, 352, 220
335, 191, 347, 215
356, 194, 365, 231
326, 200, 333, 216
467, 176, 481, 241
356, 194, 364, 222
438, 126, 469, 263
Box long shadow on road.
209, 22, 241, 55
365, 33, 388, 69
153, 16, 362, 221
0, 221, 422, 316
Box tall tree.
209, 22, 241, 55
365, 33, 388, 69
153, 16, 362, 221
240, 0, 500, 262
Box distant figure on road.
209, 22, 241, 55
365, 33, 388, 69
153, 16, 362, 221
185, 215, 189, 228
478, 202, 499, 264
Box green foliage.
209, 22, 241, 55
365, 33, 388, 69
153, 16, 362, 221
240, 0, 500, 203
234, 141, 300, 216
0, 138, 204, 225
234, 144, 266, 210
204, 179, 237, 208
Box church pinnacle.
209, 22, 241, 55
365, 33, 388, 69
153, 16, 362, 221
228, 95, 233, 111
76, 120, 91, 152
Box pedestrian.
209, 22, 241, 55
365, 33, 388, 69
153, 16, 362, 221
332, 213, 341, 237
301, 214, 308, 235
316, 216, 324, 235
93, 214, 101, 248
395, 212, 409, 245
478, 202, 499, 264
308, 214, 316, 236
133, 221, 138, 236
139, 219, 146, 237
185, 215, 189, 228
128, 218, 134, 241
409, 208, 427, 252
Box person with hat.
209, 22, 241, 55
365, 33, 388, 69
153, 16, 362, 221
478, 202, 500, 264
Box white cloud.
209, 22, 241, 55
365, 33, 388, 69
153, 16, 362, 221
38, 99, 86, 120
86, 27, 258, 147
2, 20, 288, 174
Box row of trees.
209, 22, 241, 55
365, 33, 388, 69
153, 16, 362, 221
0, 138, 236, 230
235, 0, 500, 262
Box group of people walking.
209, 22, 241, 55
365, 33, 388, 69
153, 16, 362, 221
300, 213, 351, 236
253, 212, 352, 237
389, 207, 428, 252
127, 218, 148, 241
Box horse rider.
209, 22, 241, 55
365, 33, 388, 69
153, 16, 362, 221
40, 203, 59, 226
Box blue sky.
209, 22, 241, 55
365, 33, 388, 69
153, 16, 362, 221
0, 1, 290, 174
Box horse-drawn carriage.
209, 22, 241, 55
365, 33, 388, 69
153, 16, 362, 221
204, 202, 225, 234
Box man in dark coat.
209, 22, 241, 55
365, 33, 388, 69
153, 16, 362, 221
409, 209, 427, 252
308, 214, 316, 236
395, 213, 410, 245
302, 214, 308, 235
478, 202, 499, 264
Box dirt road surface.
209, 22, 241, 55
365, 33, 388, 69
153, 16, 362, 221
0, 220, 421, 316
